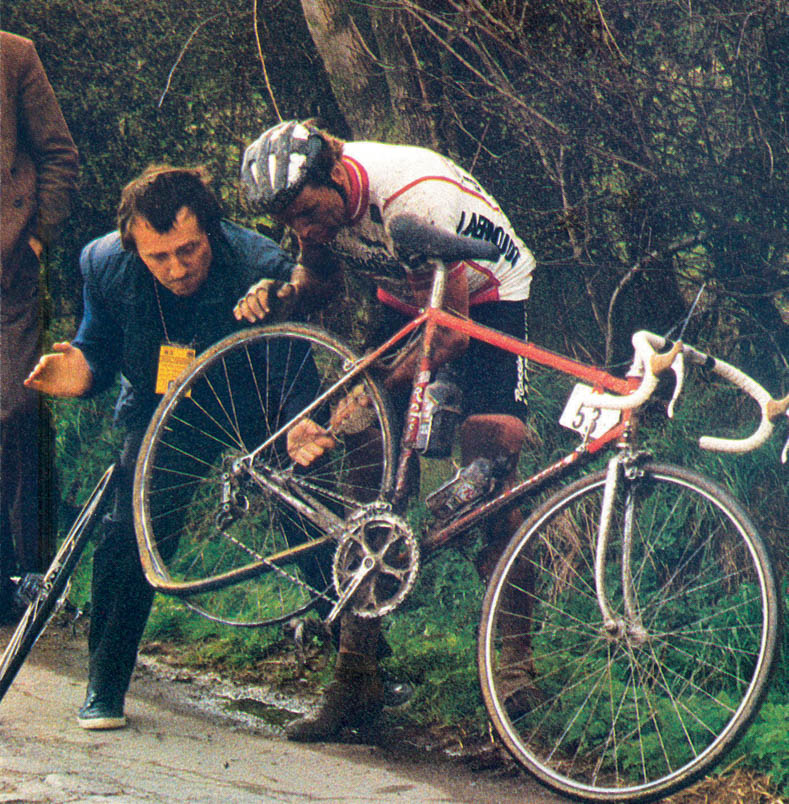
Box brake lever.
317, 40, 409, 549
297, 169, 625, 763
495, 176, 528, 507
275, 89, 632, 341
666, 351, 685, 419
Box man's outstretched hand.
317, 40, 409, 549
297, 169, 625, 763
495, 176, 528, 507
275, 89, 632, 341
24, 342, 93, 397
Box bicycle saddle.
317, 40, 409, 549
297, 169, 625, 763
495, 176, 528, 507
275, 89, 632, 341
388, 214, 500, 264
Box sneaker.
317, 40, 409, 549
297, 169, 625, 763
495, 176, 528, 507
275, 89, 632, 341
77, 690, 126, 730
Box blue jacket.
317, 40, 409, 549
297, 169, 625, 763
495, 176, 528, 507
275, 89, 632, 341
73, 220, 293, 428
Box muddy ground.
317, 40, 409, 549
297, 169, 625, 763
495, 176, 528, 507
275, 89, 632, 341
3, 613, 784, 803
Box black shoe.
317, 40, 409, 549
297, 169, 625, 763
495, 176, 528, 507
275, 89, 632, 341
77, 689, 126, 730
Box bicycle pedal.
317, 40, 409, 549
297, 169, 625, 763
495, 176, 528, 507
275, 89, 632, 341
12, 573, 45, 608
383, 679, 414, 708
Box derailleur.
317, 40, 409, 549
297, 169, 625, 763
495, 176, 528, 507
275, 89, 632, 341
12, 572, 83, 630
214, 459, 250, 531
328, 502, 420, 622
13, 572, 45, 608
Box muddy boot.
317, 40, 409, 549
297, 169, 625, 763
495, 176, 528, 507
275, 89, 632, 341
492, 546, 546, 718
77, 682, 126, 730
285, 651, 384, 742
78, 644, 129, 730
496, 664, 545, 720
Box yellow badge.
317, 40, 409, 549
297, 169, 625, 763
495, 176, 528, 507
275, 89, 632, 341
155, 344, 196, 395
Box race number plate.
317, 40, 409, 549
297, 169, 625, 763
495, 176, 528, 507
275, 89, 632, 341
559, 383, 621, 440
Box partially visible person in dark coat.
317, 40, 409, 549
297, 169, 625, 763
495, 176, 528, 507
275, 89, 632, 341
0, 31, 79, 621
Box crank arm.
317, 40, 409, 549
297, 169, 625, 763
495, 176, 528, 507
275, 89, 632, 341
325, 556, 376, 625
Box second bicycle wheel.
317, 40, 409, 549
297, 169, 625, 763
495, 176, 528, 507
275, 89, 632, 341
134, 323, 396, 627
0, 465, 116, 702
478, 461, 780, 802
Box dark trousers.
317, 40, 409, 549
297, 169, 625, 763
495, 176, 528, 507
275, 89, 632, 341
0, 406, 56, 572
87, 428, 153, 700
0, 243, 57, 609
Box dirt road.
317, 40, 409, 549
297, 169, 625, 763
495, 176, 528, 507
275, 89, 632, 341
0, 623, 568, 803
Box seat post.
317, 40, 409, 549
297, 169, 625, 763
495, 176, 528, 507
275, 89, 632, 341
426, 259, 448, 310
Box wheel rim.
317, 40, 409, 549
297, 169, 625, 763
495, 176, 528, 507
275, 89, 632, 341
135, 326, 394, 626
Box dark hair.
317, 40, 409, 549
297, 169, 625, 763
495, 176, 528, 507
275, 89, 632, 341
287, 123, 346, 208
117, 165, 223, 251
306, 124, 345, 188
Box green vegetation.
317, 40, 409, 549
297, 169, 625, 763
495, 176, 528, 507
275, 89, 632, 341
4, 0, 786, 796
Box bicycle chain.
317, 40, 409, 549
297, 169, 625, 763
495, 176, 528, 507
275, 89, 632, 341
216, 528, 336, 608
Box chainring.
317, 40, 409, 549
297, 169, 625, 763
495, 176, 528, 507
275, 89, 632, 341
332, 504, 419, 618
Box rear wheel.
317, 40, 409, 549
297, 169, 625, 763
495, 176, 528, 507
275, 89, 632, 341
478, 462, 780, 802
133, 323, 396, 626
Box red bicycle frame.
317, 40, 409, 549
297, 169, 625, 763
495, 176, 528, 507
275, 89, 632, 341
347, 265, 640, 554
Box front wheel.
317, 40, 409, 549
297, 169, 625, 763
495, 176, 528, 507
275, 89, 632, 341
478, 462, 780, 802
133, 323, 396, 627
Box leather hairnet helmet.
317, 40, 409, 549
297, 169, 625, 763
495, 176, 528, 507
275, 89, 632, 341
241, 120, 325, 213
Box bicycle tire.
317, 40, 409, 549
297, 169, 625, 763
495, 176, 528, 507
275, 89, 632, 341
0, 464, 116, 703
133, 323, 396, 627
478, 461, 780, 803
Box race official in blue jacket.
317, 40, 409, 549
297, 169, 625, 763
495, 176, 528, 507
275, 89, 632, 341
25, 165, 296, 729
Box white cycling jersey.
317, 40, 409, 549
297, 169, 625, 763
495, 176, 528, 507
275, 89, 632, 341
328, 142, 535, 308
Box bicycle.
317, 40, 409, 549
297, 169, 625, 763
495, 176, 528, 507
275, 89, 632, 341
9, 217, 785, 801
132, 217, 788, 802
0, 464, 117, 702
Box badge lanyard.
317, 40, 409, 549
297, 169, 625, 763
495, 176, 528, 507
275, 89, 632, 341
153, 281, 196, 395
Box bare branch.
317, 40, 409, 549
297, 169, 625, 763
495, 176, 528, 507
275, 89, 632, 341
158, 14, 222, 108
253, 0, 282, 121
604, 233, 709, 364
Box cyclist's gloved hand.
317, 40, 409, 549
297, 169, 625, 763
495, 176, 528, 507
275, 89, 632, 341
234, 278, 299, 323
331, 384, 376, 435
287, 418, 337, 466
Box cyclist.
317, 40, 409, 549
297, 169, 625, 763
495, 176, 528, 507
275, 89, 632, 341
24, 165, 298, 730
236, 120, 538, 741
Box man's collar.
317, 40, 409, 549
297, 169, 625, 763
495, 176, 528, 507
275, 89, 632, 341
339, 155, 369, 225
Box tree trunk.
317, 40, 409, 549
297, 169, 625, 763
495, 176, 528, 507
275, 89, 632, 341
366, 6, 441, 149
300, 0, 390, 139
300, 0, 442, 147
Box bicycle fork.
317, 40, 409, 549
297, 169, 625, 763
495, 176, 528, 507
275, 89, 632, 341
595, 453, 648, 643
